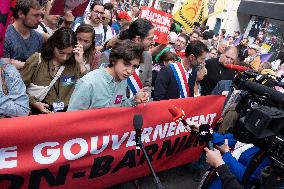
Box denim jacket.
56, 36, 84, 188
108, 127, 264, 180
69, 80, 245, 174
0, 59, 30, 118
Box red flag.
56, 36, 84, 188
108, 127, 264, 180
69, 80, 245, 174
50, 0, 89, 17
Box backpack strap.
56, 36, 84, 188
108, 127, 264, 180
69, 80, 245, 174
103, 25, 108, 42
39, 22, 48, 33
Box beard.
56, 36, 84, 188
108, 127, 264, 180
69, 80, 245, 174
23, 20, 39, 29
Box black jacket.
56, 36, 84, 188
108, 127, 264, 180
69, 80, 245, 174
200, 58, 235, 95
216, 164, 244, 189
154, 66, 197, 100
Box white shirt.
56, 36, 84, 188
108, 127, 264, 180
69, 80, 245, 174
35, 22, 54, 36
105, 25, 114, 42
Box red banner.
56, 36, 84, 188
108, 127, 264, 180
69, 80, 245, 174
0, 96, 225, 189
140, 6, 172, 44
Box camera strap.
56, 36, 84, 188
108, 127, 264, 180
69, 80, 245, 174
242, 150, 267, 187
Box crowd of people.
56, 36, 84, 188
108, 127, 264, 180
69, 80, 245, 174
1, 0, 284, 188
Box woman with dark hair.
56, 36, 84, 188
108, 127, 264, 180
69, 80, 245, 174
152, 51, 176, 96
67, 39, 149, 111
75, 23, 97, 70
21, 28, 87, 114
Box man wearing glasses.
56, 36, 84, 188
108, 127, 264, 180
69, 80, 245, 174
73, 1, 105, 51
200, 46, 238, 95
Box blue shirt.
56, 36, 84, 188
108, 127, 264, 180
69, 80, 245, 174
0, 59, 30, 118
4, 25, 44, 62
67, 65, 135, 111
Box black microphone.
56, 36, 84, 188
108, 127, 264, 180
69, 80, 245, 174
133, 114, 165, 189
198, 124, 214, 150
241, 80, 284, 108
133, 114, 143, 155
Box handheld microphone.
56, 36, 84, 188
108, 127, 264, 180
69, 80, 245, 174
169, 106, 215, 150
224, 64, 250, 72
133, 114, 143, 155
199, 124, 214, 150
168, 105, 192, 132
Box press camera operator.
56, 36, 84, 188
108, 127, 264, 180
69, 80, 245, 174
196, 69, 284, 189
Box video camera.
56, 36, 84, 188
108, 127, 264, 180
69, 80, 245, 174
232, 70, 284, 170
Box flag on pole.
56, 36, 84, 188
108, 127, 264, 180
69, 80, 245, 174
173, 0, 209, 33
233, 34, 243, 46
260, 53, 273, 62
208, 0, 228, 17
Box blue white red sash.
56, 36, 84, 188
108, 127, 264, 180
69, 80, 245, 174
169, 62, 190, 98
127, 69, 142, 95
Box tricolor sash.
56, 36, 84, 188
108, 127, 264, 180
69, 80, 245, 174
127, 69, 143, 95
169, 62, 190, 98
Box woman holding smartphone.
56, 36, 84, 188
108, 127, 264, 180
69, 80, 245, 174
21, 28, 87, 114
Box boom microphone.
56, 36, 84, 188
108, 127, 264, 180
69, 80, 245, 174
224, 64, 250, 72
133, 114, 143, 155
133, 114, 165, 189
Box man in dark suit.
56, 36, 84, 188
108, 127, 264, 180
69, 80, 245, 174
154, 41, 208, 100
200, 46, 238, 95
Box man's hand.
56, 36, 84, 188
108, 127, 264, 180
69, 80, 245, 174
217, 139, 230, 154
134, 87, 149, 104
204, 147, 225, 168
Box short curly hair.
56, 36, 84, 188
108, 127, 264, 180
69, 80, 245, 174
109, 40, 144, 67
13, 0, 40, 19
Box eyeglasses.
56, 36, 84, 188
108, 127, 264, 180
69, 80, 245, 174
102, 17, 110, 20
64, 20, 74, 26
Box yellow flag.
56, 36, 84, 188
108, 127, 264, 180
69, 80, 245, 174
208, 0, 228, 17
173, 0, 209, 32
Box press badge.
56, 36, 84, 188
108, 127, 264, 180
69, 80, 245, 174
61, 76, 75, 86
114, 95, 123, 104
53, 102, 65, 112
